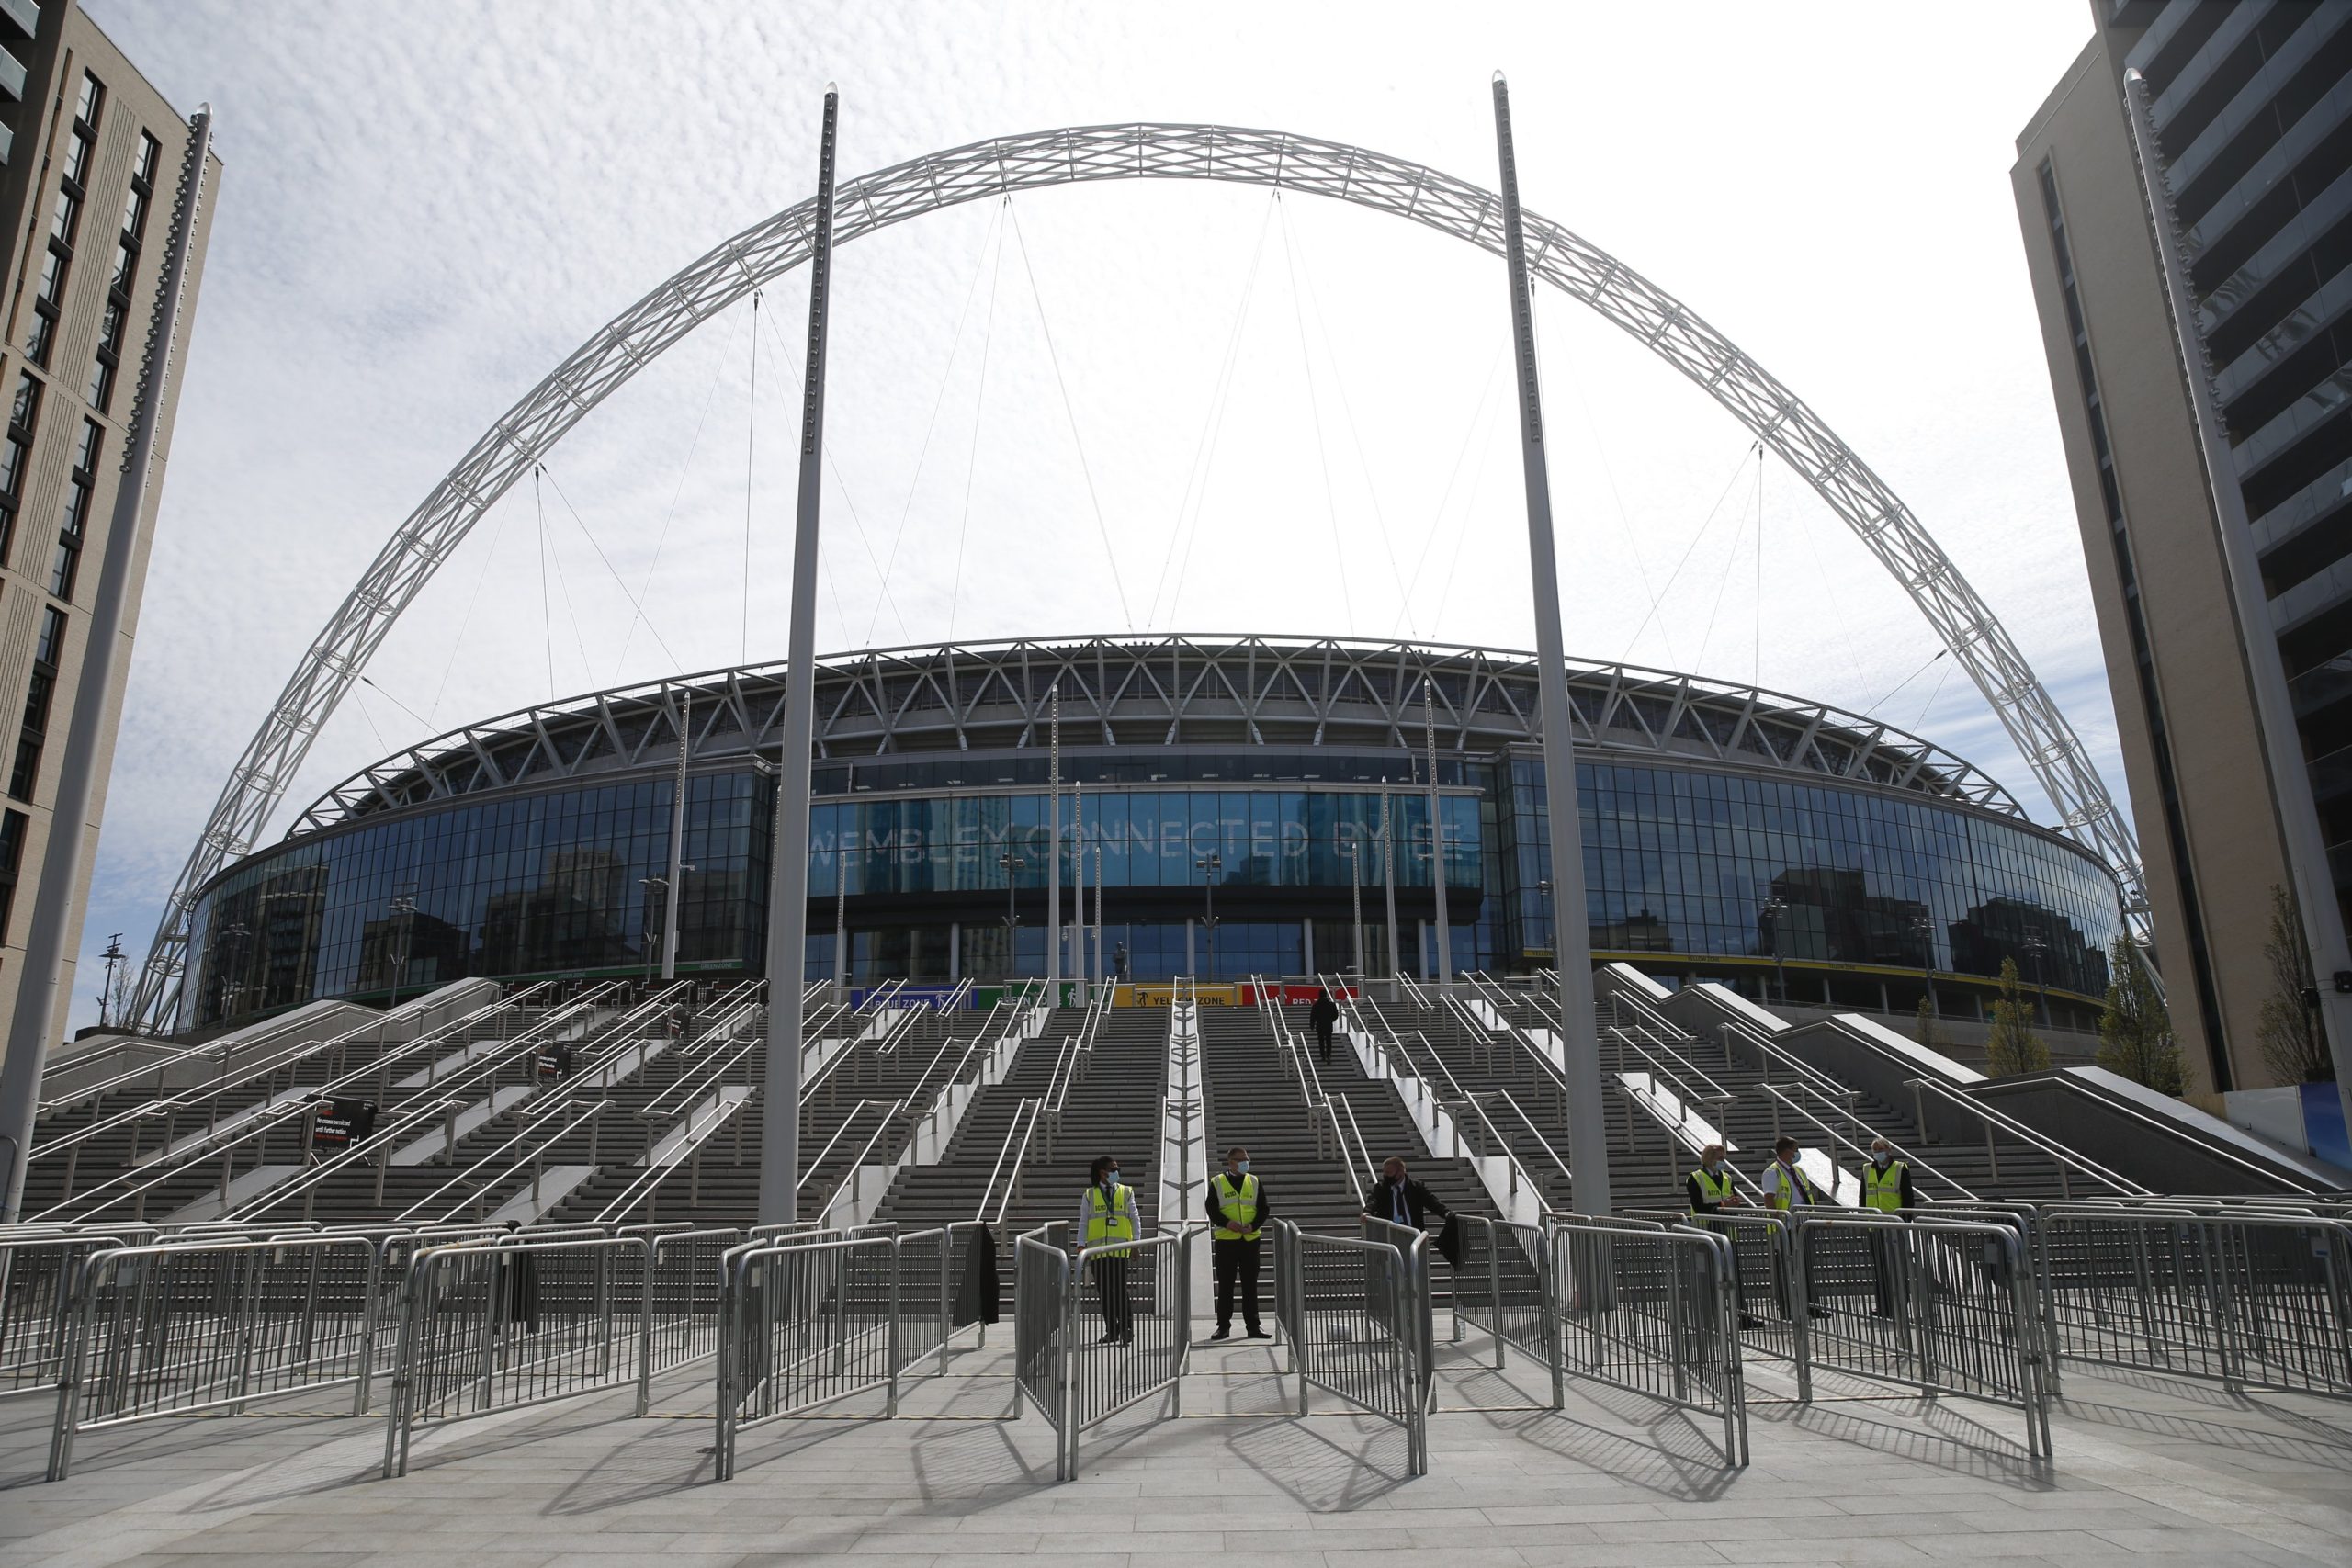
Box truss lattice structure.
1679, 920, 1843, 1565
126, 123, 2147, 1031
286, 634, 2024, 834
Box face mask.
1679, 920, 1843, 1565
1873, 1153, 1892, 1169
1102, 1171, 1118, 1187
1703, 1161, 1722, 1175
1236, 1161, 1250, 1177
1387, 1173, 1405, 1187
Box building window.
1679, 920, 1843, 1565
0, 809, 25, 944
0, 374, 40, 567
46, 420, 99, 601
134, 130, 157, 187
9, 605, 64, 802
75, 73, 102, 133
85, 139, 158, 417
85, 306, 118, 411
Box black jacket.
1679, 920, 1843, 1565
1362, 1177, 1450, 1231
1309, 996, 1340, 1032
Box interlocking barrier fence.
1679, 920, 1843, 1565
18, 1197, 2345, 1486
1273, 1219, 1427, 1474
1791, 1213, 2052, 1463
1012, 1222, 1189, 1483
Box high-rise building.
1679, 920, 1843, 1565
0, 2, 216, 1050
2014, 0, 2352, 1094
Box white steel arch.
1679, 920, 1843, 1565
125, 122, 2148, 1030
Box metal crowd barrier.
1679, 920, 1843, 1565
1548, 1213, 1747, 1467
633, 1227, 741, 1414
2030, 1205, 2352, 1400
1, 1231, 136, 1399
713, 1229, 903, 1479
1790, 1213, 2051, 1463
50, 1233, 386, 1480
1273, 1219, 1427, 1475
1450, 1214, 1565, 1408
382, 1232, 649, 1478
1012, 1222, 1189, 1483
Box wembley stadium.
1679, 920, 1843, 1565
183, 635, 2125, 1033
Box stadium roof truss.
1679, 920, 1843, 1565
285, 635, 2019, 838
127, 123, 2146, 1029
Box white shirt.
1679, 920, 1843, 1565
1761, 1159, 1814, 1206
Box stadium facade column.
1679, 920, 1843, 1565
759, 86, 839, 1225
1493, 74, 1611, 1213
0, 110, 214, 1222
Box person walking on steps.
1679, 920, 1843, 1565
1206, 1146, 1272, 1341
1074, 1155, 1140, 1345
1309, 986, 1340, 1065
1363, 1156, 1451, 1231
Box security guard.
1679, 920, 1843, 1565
1861, 1138, 1917, 1213
1688, 1142, 1759, 1329
1205, 1146, 1272, 1341
1863, 1136, 1917, 1319
1760, 1135, 1825, 1209
1074, 1154, 1140, 1344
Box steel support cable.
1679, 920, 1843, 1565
541, 473, 595, 692
537, 466, 684, 673
1430, 380, 1508, 629
1618, 442, 1758, 661
742, 290, 762, 664
1690, 476, 1755, 678
535, 466, 556, 699
867, 202, 1003, 646
1276, 195, 1356, 631
128, 123, 2151, 1030
1148, 192, 1277, 630
1566, 356, 1677, 670
1004, 198, 1133, 631
616, 300, 748, 681
1280, 197, 1414, 637
750, 299, 910, 643
430, 475, 520, 721
947, 206, 1008, 642
1165, 196, 1280, 630
1397, 343, 1503, 636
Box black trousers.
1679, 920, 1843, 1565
1089, 1256, 1132, 1338
1315, 1021, 1335, 1060
1213, 1236, 1262, 1330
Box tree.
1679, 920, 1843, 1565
1914, 996, 1941, 1053
2256, 884, 2331, 1083
1984, 955, 2050, 1076
2097, 936, 2183, 1093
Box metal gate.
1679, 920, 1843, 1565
1012, 1222, 1189, 1483
1549, 1213, 1747, 1467
1273, 1220, 1427, 1475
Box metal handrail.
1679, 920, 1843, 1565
28, 982, 555, 1167
978, 1098, 1045, 1228
805, 1100, 910, 1224
591, 1093, 751, 1224
226, 1094, 469, 1221
795, 1097, 901, 1198
396, 1097, 613, 1224
1902, 1076, 2151, 1197
1751, 1078, 1973, 1200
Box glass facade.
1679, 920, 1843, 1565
192, 745, 2124, 1027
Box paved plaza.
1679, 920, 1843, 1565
2, 1341, 2346, 1568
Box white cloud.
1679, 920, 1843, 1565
74, 0, 2108, 1032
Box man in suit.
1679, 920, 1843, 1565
1362, 1156, 1451, 1232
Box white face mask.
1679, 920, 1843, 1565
1703, 1161, 1722, 1175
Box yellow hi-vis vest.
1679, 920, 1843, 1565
1766, 1162, 1819, 1210
1084, 1182, 1136, 1256
1690, 1168, 1734, 1213
1211, 1172, 1262, 1240
1863, 1159, 1908, 1213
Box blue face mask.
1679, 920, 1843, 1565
1235, 1161, 1250, 1177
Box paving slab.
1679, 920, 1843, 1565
1, 1343, 2346, 1568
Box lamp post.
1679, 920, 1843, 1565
1343, 840, 1365, 976
1422, 676, 1452, 997
1379, 779, 1400, 997
386, 894, 417, 1011
1761, 897, 1789, 1006
1537, 879, 1554, 964
998, 852, 1024, 980
1910, 912, 1938, 1021
1196, 852, 1222, 980
2025, 933, 2050, 1029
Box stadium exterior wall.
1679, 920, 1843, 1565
182, 637, 2127, 1032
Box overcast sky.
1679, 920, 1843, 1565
76, 0, 2103, 1032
